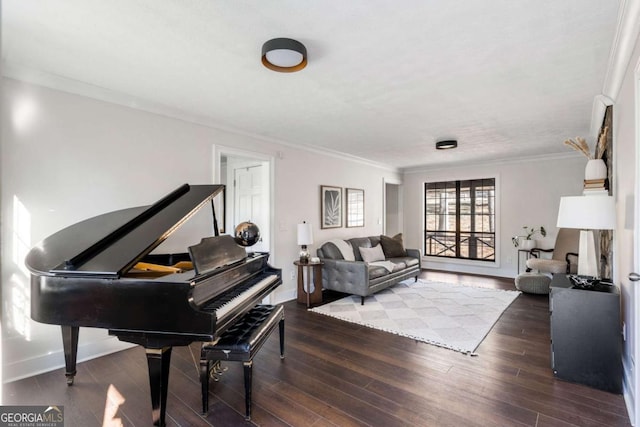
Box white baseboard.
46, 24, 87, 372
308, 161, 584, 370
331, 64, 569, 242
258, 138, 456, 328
4, 337, 135, 383
623, 357, 636, 426
272, 289, 297, 305
624, 383, 636, 426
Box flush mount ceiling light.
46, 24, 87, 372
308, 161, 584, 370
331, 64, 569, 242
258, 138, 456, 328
261, 38, 307, 72
436, 140, 458, 150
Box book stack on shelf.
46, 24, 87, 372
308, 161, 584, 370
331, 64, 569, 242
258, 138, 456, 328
583, 178, 608, 195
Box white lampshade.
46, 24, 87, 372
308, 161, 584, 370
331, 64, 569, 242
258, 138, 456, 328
556, 194, 615, 278
297, 222, 313, 246
556, 195, 616, 230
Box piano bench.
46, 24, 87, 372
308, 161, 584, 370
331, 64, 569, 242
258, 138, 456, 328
200, 304, 285, 421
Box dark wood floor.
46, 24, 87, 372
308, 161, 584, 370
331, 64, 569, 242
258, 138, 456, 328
3, 270, 631, 426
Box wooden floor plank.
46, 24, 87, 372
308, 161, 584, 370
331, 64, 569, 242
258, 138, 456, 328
2, 270, 631, 426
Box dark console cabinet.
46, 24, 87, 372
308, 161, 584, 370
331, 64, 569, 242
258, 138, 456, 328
550, 274, 622, 393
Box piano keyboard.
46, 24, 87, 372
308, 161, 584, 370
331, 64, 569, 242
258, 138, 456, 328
204, 273, 279, 319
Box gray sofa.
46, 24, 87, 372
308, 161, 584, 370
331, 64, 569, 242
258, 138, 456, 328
316, 235, 421, 304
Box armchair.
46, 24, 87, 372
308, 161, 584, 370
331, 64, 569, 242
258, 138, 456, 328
526, 228, 580, 274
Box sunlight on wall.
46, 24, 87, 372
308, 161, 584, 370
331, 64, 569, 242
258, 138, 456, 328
12, 195, 31, 277
8, 273, 31, 340
11, 94, 39, 135
6, 195, 32, 340
103, 384, 126, 427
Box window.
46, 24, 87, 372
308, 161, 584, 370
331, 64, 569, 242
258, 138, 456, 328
424, 178, 495, 261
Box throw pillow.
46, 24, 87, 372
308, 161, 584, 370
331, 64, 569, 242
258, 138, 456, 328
380, 233, 407, 258
359, 244, 386, 263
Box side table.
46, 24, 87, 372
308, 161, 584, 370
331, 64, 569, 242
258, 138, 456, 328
517, 249, 532, 274
294, 260, 323, 308
549, 274, 622, 393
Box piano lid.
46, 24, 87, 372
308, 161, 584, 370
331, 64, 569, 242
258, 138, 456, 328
25, 184, 225, 278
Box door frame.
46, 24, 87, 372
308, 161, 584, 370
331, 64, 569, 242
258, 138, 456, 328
213, 145, 276, 264
633, 58, 640, 426
383, 177, 402, 236
231, 161, 269, 253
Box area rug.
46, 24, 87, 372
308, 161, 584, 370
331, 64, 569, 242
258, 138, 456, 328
309, 279, 520, 355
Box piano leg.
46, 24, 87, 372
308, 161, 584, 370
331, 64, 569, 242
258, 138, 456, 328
61, 325, 79, 385
146, 347, 172, 427
199, 356, 210, 414
243, 360, 252, 421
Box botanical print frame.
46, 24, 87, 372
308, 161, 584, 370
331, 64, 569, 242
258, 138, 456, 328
346, 188, 365, 228
321, 185, 342, 228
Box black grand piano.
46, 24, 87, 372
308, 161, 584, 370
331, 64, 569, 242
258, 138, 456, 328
25, 184, 282, 426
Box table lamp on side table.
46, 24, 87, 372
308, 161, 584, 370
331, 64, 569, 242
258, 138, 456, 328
556, 194, 615, 278
297, 221, 313, 263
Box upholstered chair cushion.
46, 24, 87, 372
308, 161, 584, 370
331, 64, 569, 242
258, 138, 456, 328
525, 228, 580, 274
526, 258, 569, 274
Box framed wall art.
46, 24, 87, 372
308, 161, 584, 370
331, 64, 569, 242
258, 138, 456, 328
321, 185, 342, 228
346, 188, 364, 227
600, 105, 613, 279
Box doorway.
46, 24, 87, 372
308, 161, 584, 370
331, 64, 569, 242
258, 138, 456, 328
384, 179, 402, 236
214, 147, 274, 258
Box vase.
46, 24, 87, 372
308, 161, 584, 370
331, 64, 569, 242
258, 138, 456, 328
521, 239, 536, 250
585, 159, 607, 181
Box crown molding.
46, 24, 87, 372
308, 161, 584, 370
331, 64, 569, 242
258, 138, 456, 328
590, 94, 614, 138
589, 0, 639, 139
401, 151, 583, 175
2, 62, 399, 174
602, 0, 640, 102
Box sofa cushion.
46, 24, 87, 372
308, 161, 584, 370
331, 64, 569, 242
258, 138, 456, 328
390, 260, 407, 271
349, 237, 372, 261
380, 233, 407, 258
368, 265, 390, 280
389, 256, 420, 268
319, 240, 356, 261
360, 244, 385, 263
320, 242, 345, 260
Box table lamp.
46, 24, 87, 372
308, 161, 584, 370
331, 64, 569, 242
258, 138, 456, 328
297, 221, 313, 263
556, 194, 615, 278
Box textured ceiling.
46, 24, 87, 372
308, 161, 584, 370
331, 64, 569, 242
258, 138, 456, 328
2, 1, 621, 169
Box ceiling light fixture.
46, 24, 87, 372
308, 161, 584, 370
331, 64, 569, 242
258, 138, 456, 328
436, 140, 457, 150
261, 38, 307, 73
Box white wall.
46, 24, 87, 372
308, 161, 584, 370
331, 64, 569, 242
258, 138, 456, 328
402, 156, 585, 278
1, 78, 400, 381
0, 77, 596, 384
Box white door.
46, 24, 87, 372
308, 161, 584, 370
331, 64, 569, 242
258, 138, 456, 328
234, 164, 268, 253
633, 74, 640, 425
623, 64, 640, 425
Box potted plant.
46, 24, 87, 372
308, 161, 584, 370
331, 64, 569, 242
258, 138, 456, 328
512, 226, 546, 250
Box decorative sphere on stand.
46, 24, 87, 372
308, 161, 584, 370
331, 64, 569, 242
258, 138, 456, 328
234, 221, 260, 247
